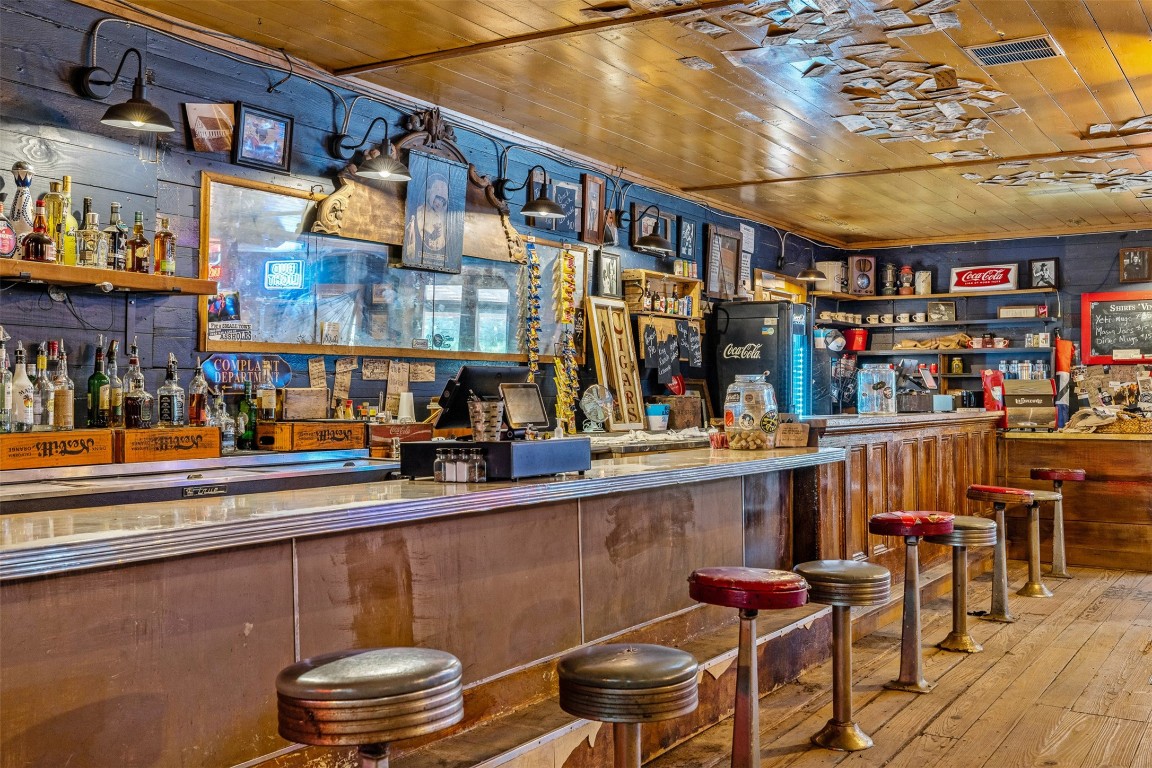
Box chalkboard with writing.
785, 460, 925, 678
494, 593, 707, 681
686, 324, 703, 367
642, 323, 658, 366
1081, 291, 1152, 364
676, 320, 691, 360
656, 337, 674, 383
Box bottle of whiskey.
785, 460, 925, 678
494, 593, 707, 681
42, 181, 65, 255
123, 340, 153, 428
0, 194, 17, 258
11, 341, 34, 432
187, 356, 209, 426
58, 175, 78, 265
52, 343, 75, 431
127, 211, 150, 273
33, 342, 54, 430
237, 380, 255, 450
77, 211, 108, 268
0, 338, 12, 432
105, 338, 124, 428
104, 203, 128, 271
21, 201, 57, 263
156, 353, 185, 427
154, 216, 176, 276
256, 360, 277, 422
86, 335, 109, 427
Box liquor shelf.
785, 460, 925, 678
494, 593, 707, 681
0, 259, 218, 294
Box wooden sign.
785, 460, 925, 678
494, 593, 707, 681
401, 150, 467, 274
1081, 291, 1152, 364
0, 429, 114, 470
256, 422, 367, 451
586, 296, 645, 430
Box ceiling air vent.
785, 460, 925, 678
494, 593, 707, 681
964, 36, 1063, 67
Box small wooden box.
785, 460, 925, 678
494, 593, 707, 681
282, 388, 329, 420
0, 429, 115, 470
256, 421, 367, 451
116, 427, 221, 463
652, 396, 703, 430
368, 422, 435, 458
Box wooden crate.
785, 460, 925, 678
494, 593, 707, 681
256, 421, 366, 451
282, 388, 329, 420
368, 422, 434, 458
116, 427, 221, 463
0, 429, 115, 470
621, 268, 704, 319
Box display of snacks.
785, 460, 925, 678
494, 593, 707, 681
723, 374, 778, 450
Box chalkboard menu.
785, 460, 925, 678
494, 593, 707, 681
1081, 291, 1152, 364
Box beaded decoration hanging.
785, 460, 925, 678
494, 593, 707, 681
523, 243, 542, 381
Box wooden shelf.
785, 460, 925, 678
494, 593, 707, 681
0, 260, 218, 295
853, 347, 1053, 357
631, 310, 702, 322
621, 269, 703, 286
816, 317, 1058, 330
811, 288, 1058, 302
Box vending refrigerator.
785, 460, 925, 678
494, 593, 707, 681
707, 301, 833, 417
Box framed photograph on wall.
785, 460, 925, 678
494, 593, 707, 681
184, 103, 234, 153
233, 103, 293, 173
595, 248, 622, 298
678, 217, 697, 261
401, 150, 467, 274
1120, 248, 1151, 283
705, 223, 741, 299
1028, 258, 1060, 289
581, 173, 605, 245
926, 301, 956, 322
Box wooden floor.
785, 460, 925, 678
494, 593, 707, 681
653, 562, 1152, 768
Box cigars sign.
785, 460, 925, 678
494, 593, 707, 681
949, 264, 1018, 293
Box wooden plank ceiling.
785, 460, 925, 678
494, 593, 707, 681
132, 0, 1152, 247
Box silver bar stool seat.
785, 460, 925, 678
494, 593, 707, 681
925, 515, 998, 653
558, 643, 699, 768
794, 560, 891, 752
276, 647, 464, 768
1030, 467, 1086, 579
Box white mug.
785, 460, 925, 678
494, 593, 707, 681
913, 312, 927, 322
896, 312, 911, 323
819, 311, 833, 320
880, 313, 894, 323
866, 314, 880, 324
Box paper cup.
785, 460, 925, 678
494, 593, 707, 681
468, 400, 504, 442
648, 414, 669, 431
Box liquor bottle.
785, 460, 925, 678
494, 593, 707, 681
0, 194, 17, 258
127, 211, 150, 273
216, 395, 236, 454
52, 343, 75, 431
105, 338, 124, 428
21, 200, 57, 263
123, 340, 153, 428
256, 360, 277, 422
0, 338, 12, 432
86, 335, 109, 427
153, 216, 176, 276
9, 161, 34, 245
156, 353, 185, 427
58, 175, 78, 265
42, 181, 65, 254
11, 341, 34, 432
237, 380, 255, 450
104, 202, 128, 271
187, 356, 209, 426
77, 212, 103, 268
33, 342, 54, 430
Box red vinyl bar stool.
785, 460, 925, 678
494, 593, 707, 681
868, 511, 954, 693
1030, 467, 1086, 579
924, 515, 998, 653
793, 560, 891, 752
688, 567, 809, 768
558, 644, 699, 768
966, 484, 1035, 622
276, 647, 464, 768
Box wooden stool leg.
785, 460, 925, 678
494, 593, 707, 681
1018, 502, 1054, 598
613, 722, 642, 768
885, 536, 933, 693
1050, 480, 1072, 579
358, 744, 390, 768
984, 502, 1016, 623
938, 545, 982, 653
732, 609, 759, 768
812, 605, 873, 752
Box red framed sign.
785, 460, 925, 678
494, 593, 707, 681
1080, 291, 1152, 364
949, 264, 1018, 292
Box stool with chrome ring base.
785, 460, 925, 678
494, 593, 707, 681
688, 567, 809, 768
794, 560, 891, 752
868, 511, 954, 693
276, 647, 464, 768
925, 515, 998, 653
1030, 467, 1086, 579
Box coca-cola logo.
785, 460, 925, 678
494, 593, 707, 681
953, 267, 1013, 288
723, 343, 762, 360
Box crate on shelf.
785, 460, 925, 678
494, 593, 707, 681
621, 269, 703, 319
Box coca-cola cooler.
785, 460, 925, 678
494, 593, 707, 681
708, 301, 832, 417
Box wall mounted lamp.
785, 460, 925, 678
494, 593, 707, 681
495, 165, 565, 219
626, 204, 675, 255
75, 47, 174, 133
328, 115, 411, 181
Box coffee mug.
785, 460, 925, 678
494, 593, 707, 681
896, 312, 911, 323
853, 314, 863, 324
835, 312, 849, 321
819, 311, 833, 320
880, 313, 894, 323
913, 312, 927, 322
866, 314, 880, 324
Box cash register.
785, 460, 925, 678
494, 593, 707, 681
399, 365, 591, 480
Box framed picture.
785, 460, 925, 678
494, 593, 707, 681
678, 217, 697, 261
1119, 248, 1151, 283
595, 248, 622, 298
682, 377, 714, 423
926, 301, 956, 322
184, 103, 234, 153
705, 223, 741, 299
585, 295, 646, 430
1028, 258, 1060, 289
581, 174, 605, 245
552, 180, 582, 235
233, 102, 293, 173
401, 150, 468, 274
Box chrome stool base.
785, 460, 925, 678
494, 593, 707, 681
812, 720, 874, 752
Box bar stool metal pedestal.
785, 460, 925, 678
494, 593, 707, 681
794, 560, 891, 752
868, 511, 954, 693
925, 515, 998, 653
688, 567, 809, 768
276, 647, 464, 768
1030, 467, 1086, 579
558, 643, 699, 768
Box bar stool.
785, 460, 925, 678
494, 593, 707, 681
688, 567, 809, 768
1030, 467, 1086, 579
276, 647, 464, 768
558, 643, 699, 768
868, 511, 954, 693
793, 560, 891, 752
924, 515, 998, 653
966, 484, 1031, 622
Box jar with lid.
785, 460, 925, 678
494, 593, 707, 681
723, 374, 778, 450
950, 356, 965, 375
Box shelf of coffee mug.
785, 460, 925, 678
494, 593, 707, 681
811, 288, 1058, 302
816, 317, 1058, 330
0, 260, 218, 295
851, 347, 1052, 357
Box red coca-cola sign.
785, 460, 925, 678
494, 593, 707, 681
949, 264, 1018, 292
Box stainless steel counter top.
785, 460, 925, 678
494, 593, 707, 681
0, 446, 843, 581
